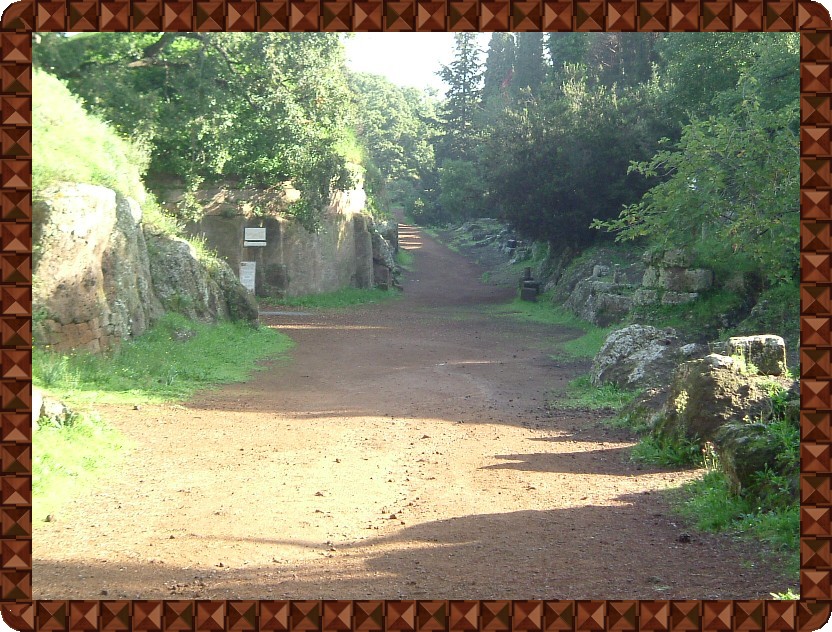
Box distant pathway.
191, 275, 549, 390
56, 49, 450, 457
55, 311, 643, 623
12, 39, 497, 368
33, 219, 795, 599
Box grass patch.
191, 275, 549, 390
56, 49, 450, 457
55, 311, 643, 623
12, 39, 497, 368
551, 374, 640, 411
33, 411, 127, 524
396, 249, 415, 271
33, 313, 291, 525
260, 287, 399, 310
34, 313, 293, 406
488, 294, 614, 360
675, 468, 799, 578
630, 434, 704, 467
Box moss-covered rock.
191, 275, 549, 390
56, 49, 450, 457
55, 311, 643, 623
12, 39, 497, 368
652, 354, 787, 445
713, 421, 784, 495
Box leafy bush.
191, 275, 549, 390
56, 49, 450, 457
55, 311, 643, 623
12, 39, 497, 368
631, 434, 703, 467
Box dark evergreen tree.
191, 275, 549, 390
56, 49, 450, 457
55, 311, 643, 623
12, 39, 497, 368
512, 33, 546, 99
481, 33, 515, 109
546, 33, 588, 83
436, 33, 483, 163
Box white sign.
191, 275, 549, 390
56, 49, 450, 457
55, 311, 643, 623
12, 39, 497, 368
239, 261, 256, 293
244, 241, 267, 247
244, 227, 266, 242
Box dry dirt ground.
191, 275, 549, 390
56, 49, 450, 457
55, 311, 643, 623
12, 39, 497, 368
33, 222, 796, 600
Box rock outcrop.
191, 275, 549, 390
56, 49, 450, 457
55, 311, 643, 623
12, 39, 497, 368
634, 249, 713, 307
563, 265, 635, 326
34, 183, 258, 353
370, 224, 401, 291
714, 421, 797, 496
145, 231, 257, 324
726, 335, 787, 376
34, 184, 164, 352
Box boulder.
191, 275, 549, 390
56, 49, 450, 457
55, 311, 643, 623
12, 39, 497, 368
633, 288, 659, 306
714, 421, 798, 498
371, 229, 401, 290
651, 354, 783, 445
375, 219, 399, 253
550, 247, 644, 303
727, 335, 787, 376
642, 266, 713, 293
591, 324, 682, 389
38, 393, 75, 428
564, 278, 633, 327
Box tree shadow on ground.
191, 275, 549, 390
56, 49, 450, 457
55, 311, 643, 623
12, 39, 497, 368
34, 490, 796, 602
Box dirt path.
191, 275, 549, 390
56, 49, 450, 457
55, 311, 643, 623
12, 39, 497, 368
34, 222, 795, 600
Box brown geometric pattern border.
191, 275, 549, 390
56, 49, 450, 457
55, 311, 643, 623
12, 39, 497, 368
2, 0, 832, 630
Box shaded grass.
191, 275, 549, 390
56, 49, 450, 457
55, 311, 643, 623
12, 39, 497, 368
630, 434, 703, 467
551, 374, 641, 411
260, 287, 400, 310
34, 313, 293, 406
396, 249, 415, 271
674, 469, 799, 578
488, 294, 615, 360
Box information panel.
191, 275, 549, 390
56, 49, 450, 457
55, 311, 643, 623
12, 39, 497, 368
244, 227, 266, 242
239, 261, 256, 293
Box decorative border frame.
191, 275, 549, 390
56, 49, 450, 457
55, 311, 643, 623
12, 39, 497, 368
2, 0, 830, 629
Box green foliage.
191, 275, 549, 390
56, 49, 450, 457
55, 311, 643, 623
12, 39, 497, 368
33, 313, 293, 406
488, 294, 614, 359
36, 33, 355, 227
437, 33, 483, 163
481, 33, 515, 111
479, 75, 657, 249
596, 100, 799, 286
631, 434, 703, 467
347, 72, 439, 220
552, 374, 640, 411
395, 249, 415, 271
512, 33, 547, 98
33, 411, 126, 524
33, 68, 148, 201
261, 287, 399, 309
438, 160, 484, 219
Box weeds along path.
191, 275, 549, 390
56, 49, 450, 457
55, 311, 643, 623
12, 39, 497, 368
34, 221, 794, 600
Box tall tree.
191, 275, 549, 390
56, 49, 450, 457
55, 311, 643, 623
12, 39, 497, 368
436, 33, 483, 163
481, 33, 516, 109
546, 33, 588, 83
512, 33, 547, 99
